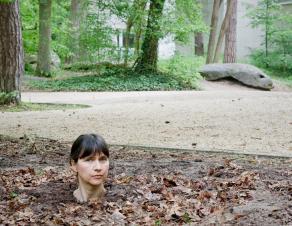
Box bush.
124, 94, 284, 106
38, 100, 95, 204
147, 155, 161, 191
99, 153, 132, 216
250, 49, 292, 72
0, 92, 19, 105
159, 55, 204, 89
247, 0, 292, 73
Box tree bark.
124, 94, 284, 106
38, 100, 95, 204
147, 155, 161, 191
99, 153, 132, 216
134, 0, 165, 73
124, 0, 147, 66
134, 0, 147, 57
213, 0, 235, 63
124, 19, 134, 66
206, 0, 222, 64
36, 0, 52, 77
195, 32, 204, 56
69, 0, 81, 63
0, 0, 23, 104
134, 26, 142, 56
224, 0, 237, 63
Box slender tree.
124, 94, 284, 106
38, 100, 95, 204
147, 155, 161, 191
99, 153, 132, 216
195, 32, 204, 56
213, 0, 234, 63
0, 0, 24, 104
206, 0, 223, 64
69, 0, 82, 63
134, 0, 166, 73
35, 0, 52, 77
224, 0, 237, 63
124, 0, 147, 65
134, 22, 143, 56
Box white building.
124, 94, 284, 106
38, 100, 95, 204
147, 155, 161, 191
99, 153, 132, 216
111, 0, 292, 61
175, 0, 292, 60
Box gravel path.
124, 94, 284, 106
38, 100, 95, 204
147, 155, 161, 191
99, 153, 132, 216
1, 81, 292, 157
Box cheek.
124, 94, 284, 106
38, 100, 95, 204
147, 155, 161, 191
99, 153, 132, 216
76, 163, 91, 174
103, 162, 110, 174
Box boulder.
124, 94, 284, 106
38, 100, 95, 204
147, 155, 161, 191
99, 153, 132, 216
24, 52, 61, 68
24, 53, 37, 64
51, 51, 61, 68
199, 63, 273, 90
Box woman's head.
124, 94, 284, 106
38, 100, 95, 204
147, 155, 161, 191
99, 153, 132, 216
70, 134, 109, 164
70, 134, 109, 188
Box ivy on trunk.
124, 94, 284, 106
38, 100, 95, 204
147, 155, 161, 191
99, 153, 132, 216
134, 0, 165, 73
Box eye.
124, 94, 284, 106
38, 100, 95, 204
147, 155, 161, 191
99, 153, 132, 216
259, 74, 265, 78
99, 156, 108, 161
84, 157, 94, 161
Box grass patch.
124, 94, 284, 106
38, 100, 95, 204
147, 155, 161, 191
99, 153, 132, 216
26, 56, 204, 92
0, 102, 89, 112
260, 68, 292, 87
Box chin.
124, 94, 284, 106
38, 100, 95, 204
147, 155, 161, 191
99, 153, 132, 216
89, 180, 104, 186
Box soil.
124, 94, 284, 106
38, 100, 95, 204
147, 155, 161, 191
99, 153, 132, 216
1, 86, 292, 157
0, 136, 291, 225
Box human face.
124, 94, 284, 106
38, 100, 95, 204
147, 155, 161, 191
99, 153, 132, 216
71, 153, 109, 187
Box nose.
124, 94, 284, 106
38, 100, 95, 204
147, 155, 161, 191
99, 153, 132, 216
92, 160, 101, 171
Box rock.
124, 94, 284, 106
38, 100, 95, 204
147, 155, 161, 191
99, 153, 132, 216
24, 54, 37, 64
51, 51, 61, 67
24, 52, 61, 69
199, 63, 273, 90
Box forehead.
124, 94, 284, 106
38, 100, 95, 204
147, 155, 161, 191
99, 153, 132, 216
86, 152, 107, 158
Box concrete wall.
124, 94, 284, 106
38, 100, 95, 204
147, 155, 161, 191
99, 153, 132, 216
236, 0, 263, 60
109, 0, 291, 60
174, 0, 264, 60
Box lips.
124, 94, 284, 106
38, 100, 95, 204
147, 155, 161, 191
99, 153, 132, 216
92, 175, 103, 179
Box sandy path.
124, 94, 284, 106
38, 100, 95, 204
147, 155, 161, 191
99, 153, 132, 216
1, 84, 292, 157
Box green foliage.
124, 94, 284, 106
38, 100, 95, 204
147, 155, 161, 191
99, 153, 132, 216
20, 0, 38, 54
250, 49, 292, 72
0, 0, 16, 3
20, 0, 72, 62
51, 1, 71, 60
37, 70, 55, 78
260, 67, 292, 87
247, 0, 292, 72
159, 54, 204, 89
0, 102, 89, 112
78, 6, 117, 62
26, 62, 203, 92
65, 62, 127, 74
161, 0, 207, 43
0, 92, 19, 105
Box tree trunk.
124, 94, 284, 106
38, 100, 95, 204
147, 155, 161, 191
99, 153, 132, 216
206, 0, 223, 64
213, 0, 235, 63
195, 32, 204, 56
69, 0, 81, 63
134, 0, 165, 73
124, 0, 147, 66
134, 0, 147, 57
224, 0, 237, 63
36, 0, 52, 77
134, 27, 142, 56
124, 19, 134, 66
0, 0, 23, 104
265, 0, 270, 62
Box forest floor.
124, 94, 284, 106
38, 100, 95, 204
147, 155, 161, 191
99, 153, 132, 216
1, 79, 292, 224
0, 136, 291, 225
1, 79, 292, 157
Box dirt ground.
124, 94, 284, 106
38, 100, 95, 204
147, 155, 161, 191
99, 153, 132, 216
1, 82, 292, 157
0, 136, 291, 225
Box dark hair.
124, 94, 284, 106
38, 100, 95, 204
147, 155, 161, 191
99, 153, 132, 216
70, 134, 109, 164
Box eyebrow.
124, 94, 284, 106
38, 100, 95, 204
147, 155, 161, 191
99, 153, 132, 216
83, 153, 107, 159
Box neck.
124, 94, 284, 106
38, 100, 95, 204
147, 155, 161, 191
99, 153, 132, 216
74, 178, 106, 203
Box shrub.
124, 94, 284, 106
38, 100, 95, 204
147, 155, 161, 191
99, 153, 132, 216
159, 54, 204, 89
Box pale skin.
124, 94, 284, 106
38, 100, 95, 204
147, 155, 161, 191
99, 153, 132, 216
70, 153, 109, 203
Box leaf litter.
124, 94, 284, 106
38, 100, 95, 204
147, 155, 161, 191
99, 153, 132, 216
0, 135, 291, 225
